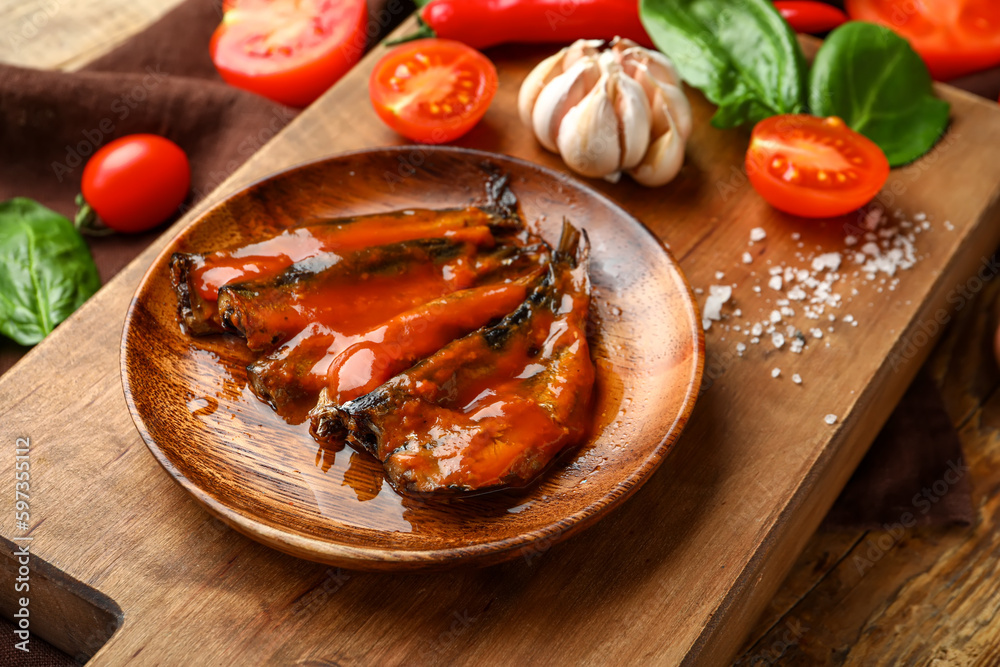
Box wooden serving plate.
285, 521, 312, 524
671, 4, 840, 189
121, 147, 704, 571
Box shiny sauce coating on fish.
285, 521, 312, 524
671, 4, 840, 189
171, 206, 514, 333
313, 222, 595, 494
217, 231, 504, 352
249, 266, 545, 420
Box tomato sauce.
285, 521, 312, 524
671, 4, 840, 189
187, 206, 501, 326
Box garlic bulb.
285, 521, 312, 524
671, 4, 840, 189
518, 37, 692, 187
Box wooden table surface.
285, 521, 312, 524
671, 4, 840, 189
4, 2, 1000, 665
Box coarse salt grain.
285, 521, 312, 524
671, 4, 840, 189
811, 252, 842, 272
701, 284, 732, 330
792, 374, 802, 384
771, 367, 781, 378
768, 275, 783, 291
750, 227, 767, 242
742, 252, 753, 264
824, 414, 838, 425
772, 332, 785, 348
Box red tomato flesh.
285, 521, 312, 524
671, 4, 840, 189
369, 39, 498, 144
82, 134, 190, 233
846, 0, 1000, 80
746, 116, 889, 219
210, 0, 368, 108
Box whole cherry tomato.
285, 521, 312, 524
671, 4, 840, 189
369, 39, 499, 144
746, 115, 890, 218
80, 134, 190, 233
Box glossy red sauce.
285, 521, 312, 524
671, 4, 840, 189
327, 277, 536, 404
371, 254, 594, 492
190, 207, 498, 302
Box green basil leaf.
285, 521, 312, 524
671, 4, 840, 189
639, 0, 807, 128
809, 22, 950, 167
0, 198, 101, 346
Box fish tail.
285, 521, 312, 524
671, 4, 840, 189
309, 395, 349, 447
555, 219, 590, 269
480, 163, 522, 229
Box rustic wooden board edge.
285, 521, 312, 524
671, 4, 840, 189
686, 137, 1000, 665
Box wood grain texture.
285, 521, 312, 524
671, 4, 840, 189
0, 0, 186, 70
734, 274, 1000, 666
122, 147, 703, 570
2, 14, 1000, 667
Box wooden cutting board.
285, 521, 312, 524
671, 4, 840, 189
3, 18, 1000, 665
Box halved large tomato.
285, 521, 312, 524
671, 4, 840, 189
210, 0, 368, 108
369, 39, 499, 144
846, 0, 1000, 80
746, 115, 890, 219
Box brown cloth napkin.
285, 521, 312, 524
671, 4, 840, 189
824, 369, 975, 529
0, 0, 298, 377
0, 0, 990, 662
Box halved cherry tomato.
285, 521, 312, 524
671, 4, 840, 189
846, 0, 1000, 80
746, 115, 889, 219
369, 39, 498, 144
774, 1, 847, 34
81, 134, 190, 233
210, 0, 368, 108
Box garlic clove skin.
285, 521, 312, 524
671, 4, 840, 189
531, 57, 600, 153
612, 37, 682, 88
608, 63, 652, 170
561, 38, 603, 70
659, 81, 693, 141
639, 71, 693, 142
518, 49, 569, 128
556, 71, 622, 179
633, 48, 682, 88
628, 110, 685, 187
518, 39, 603, 129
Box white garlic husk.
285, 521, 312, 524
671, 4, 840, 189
519, 37, 691, 187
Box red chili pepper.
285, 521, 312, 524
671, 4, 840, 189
409, 0, 653, 50
773, 1, 847, 34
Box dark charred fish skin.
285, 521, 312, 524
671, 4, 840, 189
311, 220, 595, 495
169, 253, 217, 335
